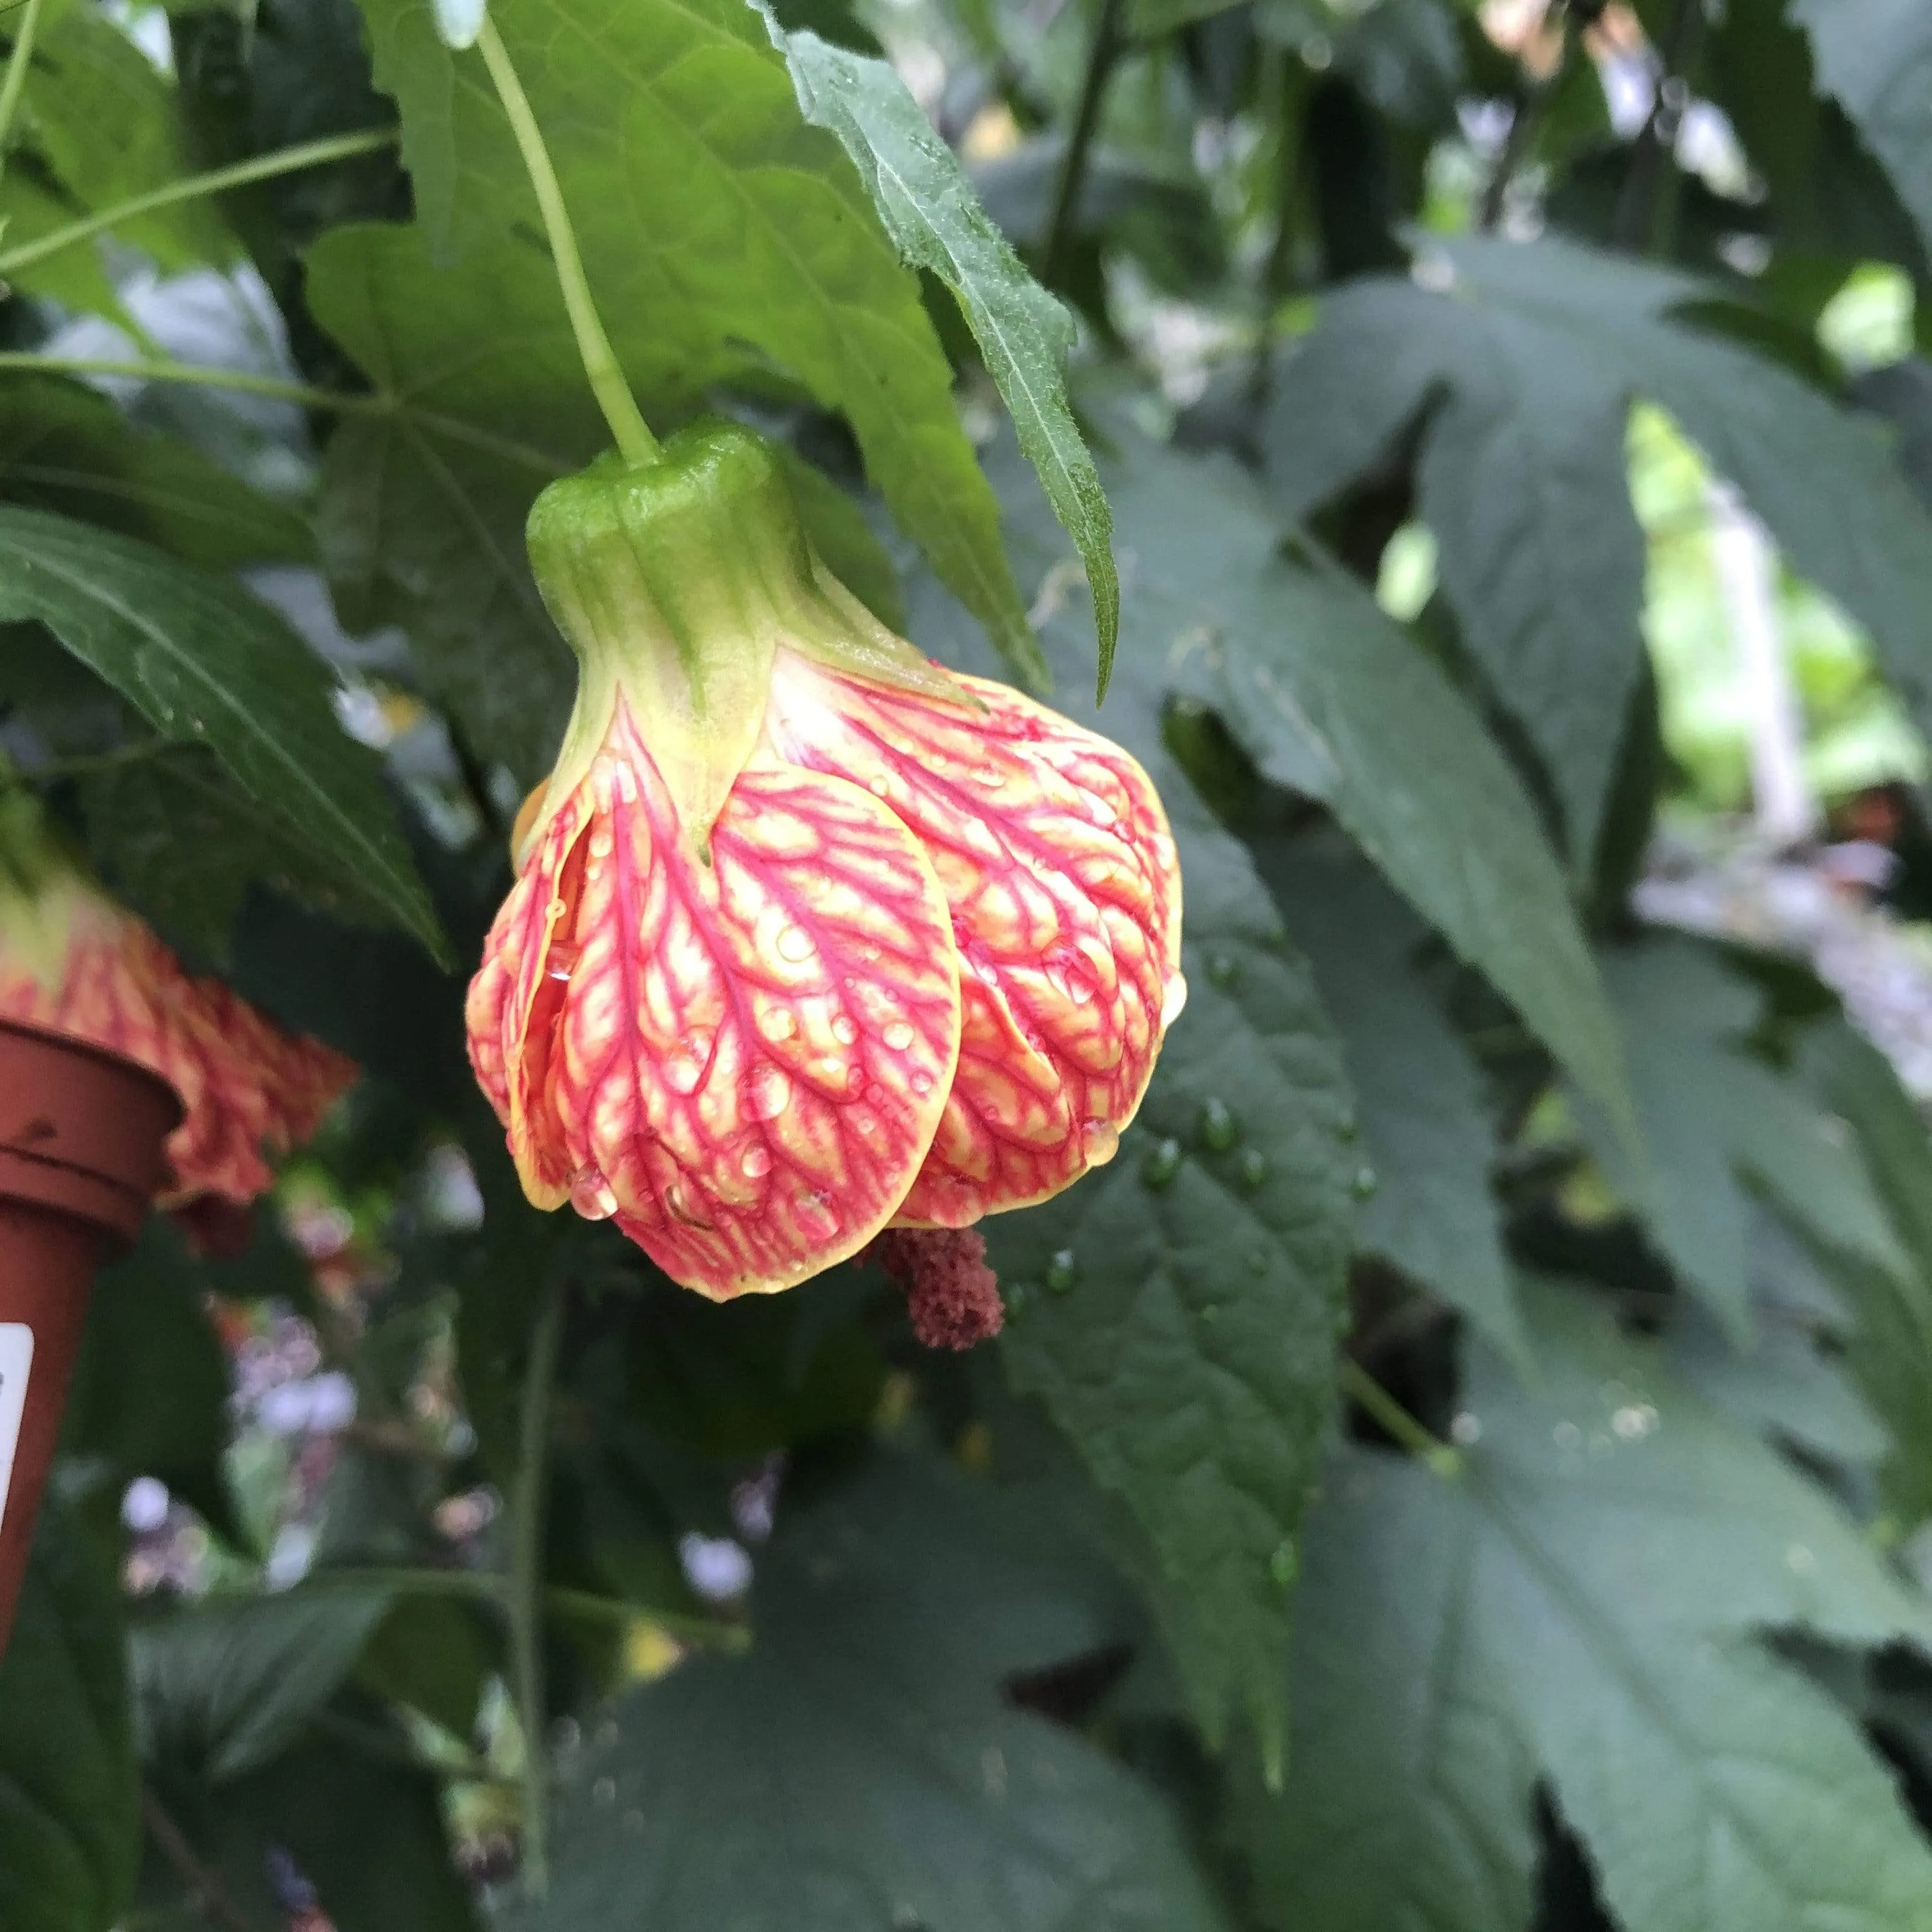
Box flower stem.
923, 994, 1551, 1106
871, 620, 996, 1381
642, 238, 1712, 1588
509, 1279, 567, 1895
0, 126, 399, 279
1339, 1360, 1463, 1479
0, 0, 45, 187
1041, 0, 1126, 288
475, 20, 657, 467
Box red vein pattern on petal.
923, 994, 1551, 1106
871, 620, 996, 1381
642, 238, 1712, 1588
473, 700, 962, 1300
0, 889, 358, 1208
765, 656, 1184, 1228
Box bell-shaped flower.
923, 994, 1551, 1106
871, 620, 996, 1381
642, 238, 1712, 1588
0, 793, 358, 1218
466, 422, 1183, 1301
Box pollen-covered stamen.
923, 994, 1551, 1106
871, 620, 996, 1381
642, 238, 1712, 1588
488, 700, 961, 1299
871, 1227, 1004, 1350
765, 657, 1182, 1228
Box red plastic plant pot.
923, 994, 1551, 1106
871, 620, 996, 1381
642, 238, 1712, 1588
0, 1017, 180, 1659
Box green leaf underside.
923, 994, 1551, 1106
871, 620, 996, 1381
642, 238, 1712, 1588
1245, 1281, 1932, 1932
0, 1505, 140, 1932
763, 24, 1114, 691
1261, 834, 1529, 1369
343, 0, 1046, 693
1793, 0, 1932, 260
1577, 939, 1908, 1343
509, 1453, 1230, 1931
0, 505, 445, 960
1266, 236, 1932, 868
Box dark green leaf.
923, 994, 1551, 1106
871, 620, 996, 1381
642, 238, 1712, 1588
510, 1452, 1229, 1932
134, 1591, 395, 1783
0, 506, 446, 960
1579, 939, 1907, 1340
1242, 1280, 1932, 1932
0, 376, 309, 571
1269, 237, 1932, 864
762, 24, 1112, 689
0, 1501, 140, 1932
1792, 0, 1932, 258
1261, 834, 1527, 1368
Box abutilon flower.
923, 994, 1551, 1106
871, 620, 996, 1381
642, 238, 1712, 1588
467, 421, 1184, 1301
0, 795, 358, 1223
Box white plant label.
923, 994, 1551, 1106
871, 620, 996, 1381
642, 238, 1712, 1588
0, 1325, 33, 1534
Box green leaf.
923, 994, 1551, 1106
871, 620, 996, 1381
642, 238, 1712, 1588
1268, 236, 1932, 860
1265, 272, 1644, 867
1578, 939, 1908, 1340
0, 507, 447, 961
1791, 0, 1932, 259
346, 0, 1043, 684
0, 1501, 141, 1932
770, 446, 909, 636
509, 1451, 1230, 1932
0, 375, 310, 571
1241, 1280, 1932, 1932
759, 22, 1113, 691
1797, 1018, 1932, 1530
1259, 833, 1528, 1369
989, 746, 1357, 1772
8, 8, 233, 286
134, 1591, 395, 1784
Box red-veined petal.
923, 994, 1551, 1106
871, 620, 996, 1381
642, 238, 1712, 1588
764, 656, 1184, 1227
472, 700, 962, 1298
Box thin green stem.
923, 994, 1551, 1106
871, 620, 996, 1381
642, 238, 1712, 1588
0, 0, 46, 188
1478, 12, 1575, 234
1041, 0, 1126, 288
545, 1585, 750, 1652
509, 1280, 567, 1896
4, 740, 185, 787
474, 20, 656, 467
1340, 1360, 1463, 1479
0, 350, 383, 413
0, 127, 398, 279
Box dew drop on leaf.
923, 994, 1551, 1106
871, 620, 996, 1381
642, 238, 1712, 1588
1045, 1248, 1077, 1294
1269, 1540, 1299, 1588
1199, 1097, 1238, 1150
1352, 1164, 1379, 1199
1206, 952, 1237, 987
1141, 1137, 1183, 1188
1238, 1148, 1268, 1188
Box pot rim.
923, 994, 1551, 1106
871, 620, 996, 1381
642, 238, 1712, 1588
0, 1015, 184, 1131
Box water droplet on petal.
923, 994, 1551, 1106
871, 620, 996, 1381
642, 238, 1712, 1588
570, 1168, 617, 1221
776, 925, 816, 963
1162, 974, 1190, 1028
1082, 1119, 1120, 1167
1045, 1249, 1077, 1294
883, 1020, 915, 1050
795, 1191, 841, 1241
746, 1065, 792, 1120
911, 1072, 935, 1095
546, 942, 580, 983
1238, 1149, 1268, 1188
1141, 1138, 1183, 1189
760, 1006, 798, 1041
663, 1049, 705, 1095
832, 1015, 858, 1045
1199, 1098, 1238, 1151
589, 829, 615, 859
740, 1144, 773, 1180
868, 774, 890, 797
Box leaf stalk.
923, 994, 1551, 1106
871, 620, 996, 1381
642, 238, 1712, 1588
1041, 0, 1126, 288
475, 20, 659, 467
0, 126, 400, 279
1340, 1360, 1463, 1478
0, 0, 45, 187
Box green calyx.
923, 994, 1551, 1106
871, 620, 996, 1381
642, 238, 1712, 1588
523, 418, 963, 862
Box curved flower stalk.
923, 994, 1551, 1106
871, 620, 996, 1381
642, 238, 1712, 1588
0, 794, 358, 1220
467, 422, 1184, 1301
